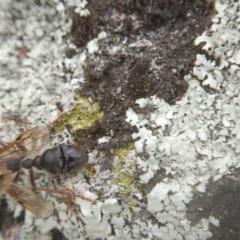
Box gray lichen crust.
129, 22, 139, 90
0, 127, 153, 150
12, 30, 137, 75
0, 0, 239, 240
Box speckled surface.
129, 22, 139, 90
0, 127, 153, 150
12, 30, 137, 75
0, 0, 239, 239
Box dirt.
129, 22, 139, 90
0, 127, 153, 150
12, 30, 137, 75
68, 0, 216, 169
0, 0, 218, 239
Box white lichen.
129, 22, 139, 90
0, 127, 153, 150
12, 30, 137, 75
0, 0, 239, 239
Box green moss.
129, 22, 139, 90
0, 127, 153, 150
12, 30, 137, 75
112, 144, 138, 197
85, 164, 96, 178
129, 197, 137, 207
54, 95, 104, 138
97, 189, 105, 201
115, 144, 134, 159
94, 151, 105, 164
64, 196, 80, 212
98, 151, 105, 159
69, 171, 78, 178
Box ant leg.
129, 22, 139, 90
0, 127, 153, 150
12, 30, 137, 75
0, 140, 7, 148
13, 169, 35, 189
29, 168, 36, 188
12, 167, 36, 188
13, 171, 21, 183
35, 187, 96, 204
47, 112, 67, 128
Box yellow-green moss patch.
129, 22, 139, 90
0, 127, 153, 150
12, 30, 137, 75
54, 95, 104, 138
112, 144, 138, 197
